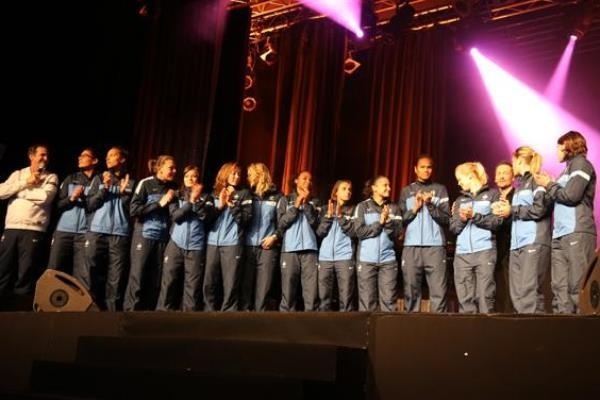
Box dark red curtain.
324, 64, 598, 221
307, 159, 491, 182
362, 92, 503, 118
238, 20, 347, 195
338, 29, 450, 199
131, 0, 230, 179
239, 24, 450, 200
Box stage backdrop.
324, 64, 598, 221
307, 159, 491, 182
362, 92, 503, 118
239, 21, 450, 199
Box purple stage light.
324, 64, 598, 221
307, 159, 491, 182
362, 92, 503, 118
544, 36, 577, 105
300, 0, 363, 38
471, 49, 600, 237
570, 34, 579, 41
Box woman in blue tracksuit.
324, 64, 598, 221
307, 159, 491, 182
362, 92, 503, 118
450, 162, 503, 314
203, 162, 252, 312
534, 131, 596, 314
124, 155, 178, 311
316, 179, 356, 311
156, 165, 215, 311
353, 176, 402, 312
277, 170, 320, 312
85, 146, 134, 311
239, 163, 282, 311
492, 146, 551, 314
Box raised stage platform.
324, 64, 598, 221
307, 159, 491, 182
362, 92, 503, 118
0, 312, 598, 399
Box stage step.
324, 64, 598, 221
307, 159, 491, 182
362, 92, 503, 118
29, 338, 367, 399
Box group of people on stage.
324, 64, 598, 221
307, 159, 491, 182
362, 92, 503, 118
0, 130, 595, 314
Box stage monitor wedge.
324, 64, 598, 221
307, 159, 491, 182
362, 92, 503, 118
33, 269, 97, 312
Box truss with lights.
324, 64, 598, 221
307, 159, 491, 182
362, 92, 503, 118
228, 0, 579, 37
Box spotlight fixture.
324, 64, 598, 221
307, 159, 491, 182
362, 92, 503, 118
570, 0, 595, 40
242, 96, 257, 112
383, 1, 415, 41
344, 53, 361, 75
259, 39, 277, 66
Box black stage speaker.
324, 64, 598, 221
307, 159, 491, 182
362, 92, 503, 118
33, 269, 97, 312
580, 250, 600, 315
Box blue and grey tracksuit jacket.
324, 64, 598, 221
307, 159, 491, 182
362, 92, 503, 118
55, 171, 96, 234
169, 191, 215, 251
86, 172, 135, 237
277, 193, 320, 252
509, 172, 552, 250
207, 188, 253, 246
399, 181, 450, 246
546, 154, 597, 238
353, 198, 402, 264
130, 176, 178, 241
316, 204, 355, 262
449, 186, 503, 254
245, 186, 282, 247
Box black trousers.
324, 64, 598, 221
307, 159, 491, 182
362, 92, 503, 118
0, 229, 46, 300
240, 246, 278, 311
156, 240, 205, 311
85, 232, 130, 311
48, 231, 87, 285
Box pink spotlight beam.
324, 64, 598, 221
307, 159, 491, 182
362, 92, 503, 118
470, 48, 600, 240
544, 35, 577, 105
300, 0, 363, 38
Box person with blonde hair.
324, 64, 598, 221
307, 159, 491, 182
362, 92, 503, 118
124, 155, 178, 311
535, 131, 596, 313
240, 163, 282, 311
203, 162, 252, 311
493, 146, 551, 313
316, 179, 356, 311
353, 175, 402, 312
156, 165, 215, 311
450, 162, 503, 313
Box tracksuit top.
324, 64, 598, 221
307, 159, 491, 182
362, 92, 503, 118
399, 181, 450, 247
55, 171, 96, 234
547, 154, 597, 238
87, 171, 135, 237
450, 186, 503, 255
510, 172, 551, 250
244, 186, 282, 247
354, 198, 403, 264
316, 204, 355, 262
207, 187, 252, 246
277, 193, 320, 253
130, 176, 178, 242
169, 191, 214, 251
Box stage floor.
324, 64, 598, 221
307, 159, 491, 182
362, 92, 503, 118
0, 312, 598, 399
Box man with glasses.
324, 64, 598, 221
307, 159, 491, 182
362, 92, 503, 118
47, 149, 99, 285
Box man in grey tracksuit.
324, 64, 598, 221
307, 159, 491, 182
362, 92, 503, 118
535, 131, 596, 313
399, 156, 450, 312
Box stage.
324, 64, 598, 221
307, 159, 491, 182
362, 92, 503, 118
0, 312, 598, 399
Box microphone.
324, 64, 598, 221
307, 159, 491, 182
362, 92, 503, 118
37, 162, 46, 174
